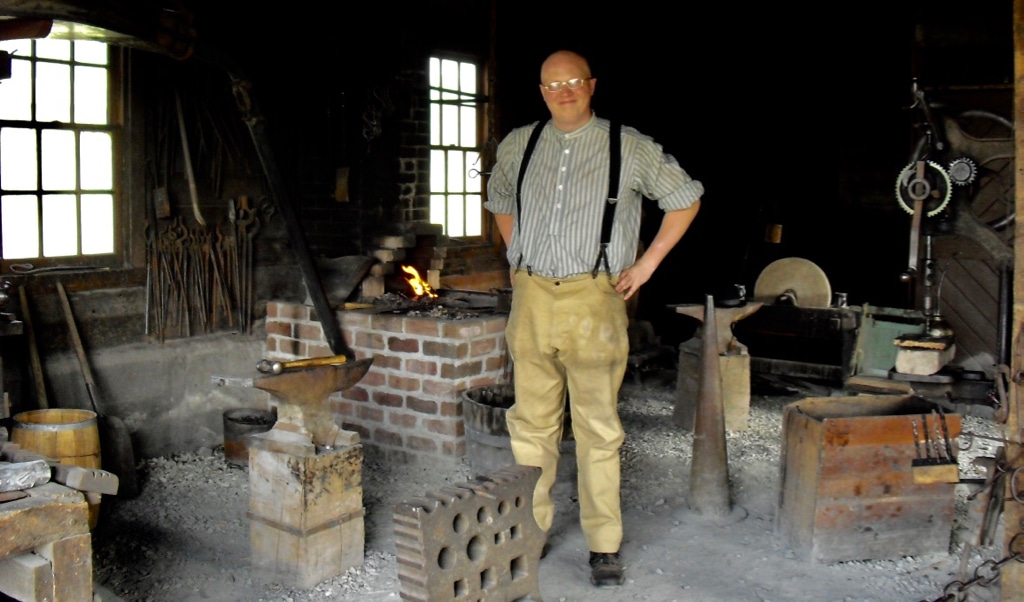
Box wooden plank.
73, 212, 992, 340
0, 483, 89, 558
816, 439, 958, 477
1008, 2, 1024, 598
36, 533, 92, 602
811, 500, 954, 564
0, 553, 53, 602
51, 464, 119, 495
775, 405, 825, 555
815, 496, 955, 534
793, 394, 933, 421
815, 469, 954, 499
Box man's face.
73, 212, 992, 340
539, 53, 596, 128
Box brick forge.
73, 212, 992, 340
264, 301, 510, 463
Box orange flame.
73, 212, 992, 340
402, 265, 437, 298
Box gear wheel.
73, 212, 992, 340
947, 156, 977, 186
895, 160, 951, 217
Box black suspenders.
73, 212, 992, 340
514, 120, 622, 278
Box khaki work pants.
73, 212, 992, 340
505, 270, 629, 554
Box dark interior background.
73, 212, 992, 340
180, 0, 1014, 345
493, 1, 1013, 345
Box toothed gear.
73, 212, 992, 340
948, 156, 977, 186
895, 160, 951, 217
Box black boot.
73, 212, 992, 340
589, 552, 624, 586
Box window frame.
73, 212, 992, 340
0, 36, 126, 272
427, 53, 489, 241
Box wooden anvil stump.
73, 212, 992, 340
246, 357, 373, 588
246, 430, 365, 588
253, 357, 373, 449
671, 302, 762, 431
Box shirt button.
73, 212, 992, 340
555, 203, 561, 209
557, 185, 563, 190
561, 167, 566, 172
563, 149, 570, 154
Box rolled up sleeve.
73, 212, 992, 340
485, 125, 534, 216
631, 136, 704, 212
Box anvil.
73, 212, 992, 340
253, 357, 374, 449
670, 302, 763, 355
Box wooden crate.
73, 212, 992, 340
775, 394, 960, 563
247, 430, 364, 588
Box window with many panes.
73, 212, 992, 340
0, 36, 117, 266
429, 56, 483, 238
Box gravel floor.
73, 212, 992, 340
88, 371, 1009, 602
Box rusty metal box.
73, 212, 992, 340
775, 394, 960, 563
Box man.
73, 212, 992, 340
484, 49, 703, 587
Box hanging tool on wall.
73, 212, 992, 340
150, 93, 172, 220
175, 89, 206, 226
146, 202, 261, 340
234, 196, 259, 335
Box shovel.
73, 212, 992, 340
56, 281, 140, 498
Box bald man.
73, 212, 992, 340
485, 50, 703, 587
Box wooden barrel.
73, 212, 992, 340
12, 409, 101, 468
461, 384, 576, 496
12, 409, 102, 528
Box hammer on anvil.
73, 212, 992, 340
253, 356, 374, 449
255, 353, 348, 375
671, 302, 763, 355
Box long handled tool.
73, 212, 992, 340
56, 281, 140, 498
18, 285, 48, 409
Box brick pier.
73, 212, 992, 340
264, 301, 509, 463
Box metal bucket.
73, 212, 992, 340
492, 288, 513, 313
222, 408, 276, 467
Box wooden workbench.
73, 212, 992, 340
0, 482, 93, 602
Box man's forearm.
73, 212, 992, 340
636, 201, 701, 271
494, 213, 514, 247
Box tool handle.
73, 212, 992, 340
920, 414, 933, 459
938, 410, 956, 459
56, 281, 103, 415
910, 419, 923, 459
280, 354, 348, 370
19, 285, 48, 409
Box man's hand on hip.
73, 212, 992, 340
614, 262, 656, 301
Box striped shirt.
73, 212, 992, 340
485, 115, 704, 278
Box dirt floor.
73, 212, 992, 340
85, 370, 1009, 602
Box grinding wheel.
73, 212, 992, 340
753, 257, 832, 308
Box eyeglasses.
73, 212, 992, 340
541, 78, 591, 93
